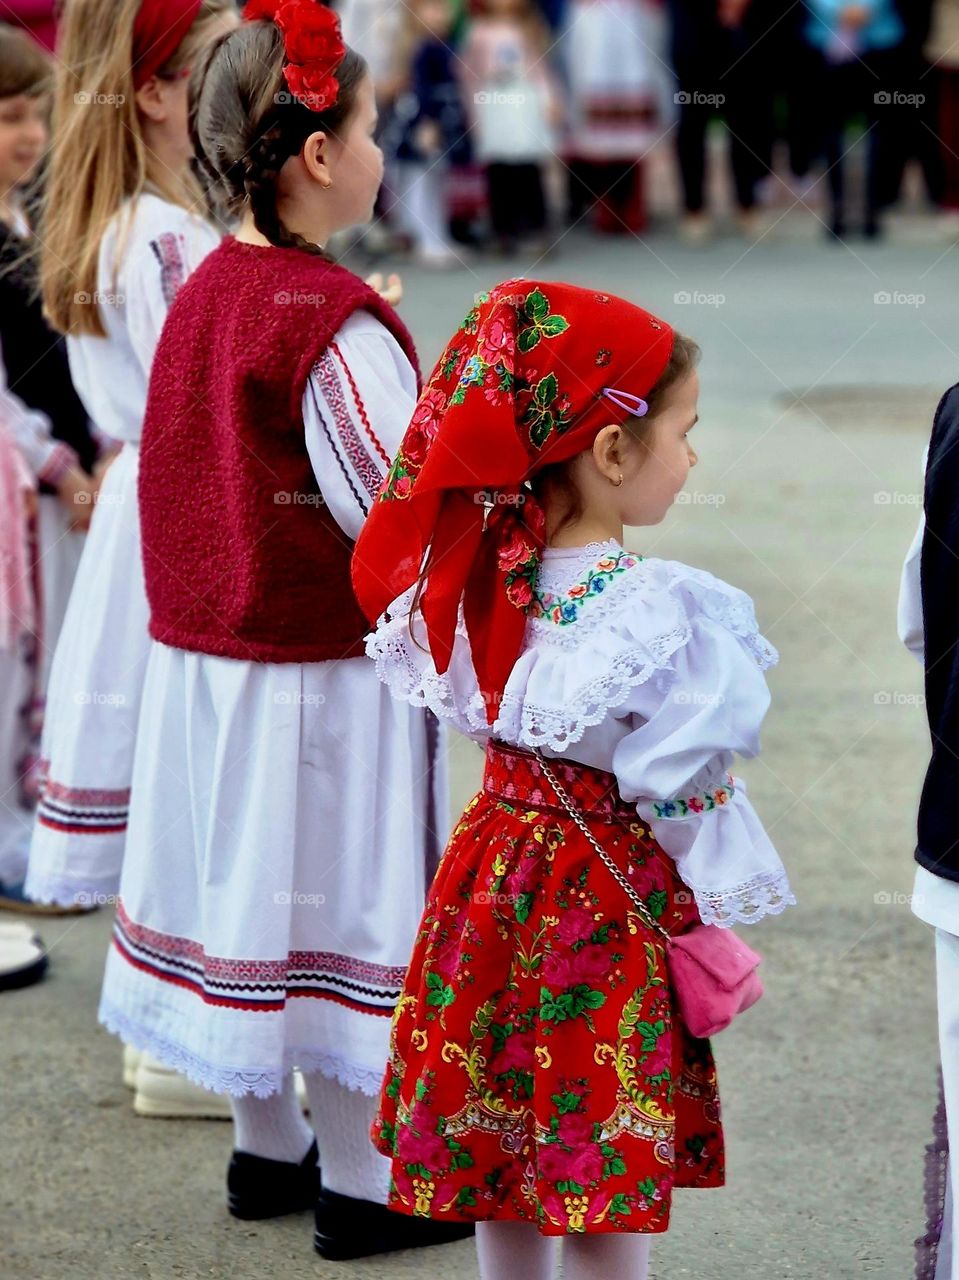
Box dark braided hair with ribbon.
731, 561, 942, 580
188, 14, 366, 257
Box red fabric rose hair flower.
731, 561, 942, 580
244, 0, 345, 112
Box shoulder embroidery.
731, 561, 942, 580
530, 550, 643, 626
330, 341, 390, 466
313, 349, 383, 503
149, 232, 187, 308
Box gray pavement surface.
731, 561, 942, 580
3, 215, 958, 1279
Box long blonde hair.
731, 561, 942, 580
40, 0, 234, 337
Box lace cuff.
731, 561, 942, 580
688, 870, 797, 928
637, 783, 795, 929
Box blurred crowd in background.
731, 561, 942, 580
5, 0, 959, 258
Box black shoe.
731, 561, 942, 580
227, 1139, 320, 1220
314, 1186, 476, 1260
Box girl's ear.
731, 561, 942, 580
134, 76, 167, 123
591, 423, 625, 482
301, 130, 333, 188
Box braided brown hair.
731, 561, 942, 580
189, 18, 367, 256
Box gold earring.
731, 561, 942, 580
611, 474, 624, 487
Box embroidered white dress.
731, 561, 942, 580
24, 195, 220, 906
367, 540, 795, 928
98, 311, 449, 1098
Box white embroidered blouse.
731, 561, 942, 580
67, 194, 221, 445
367, 539, 796, 929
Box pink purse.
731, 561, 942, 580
535, 752, 764, 1039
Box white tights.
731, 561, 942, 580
229, 1072, 391, 1204
475, 1220, 651, 1280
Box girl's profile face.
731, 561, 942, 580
0, 92, 47, 195
326, 72, 383, 229
621, 369, 699, 526
149, 73, 193, 168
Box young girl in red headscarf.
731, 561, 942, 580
352, 280, 796, 1278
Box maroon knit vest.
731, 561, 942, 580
139, 237, 420, 662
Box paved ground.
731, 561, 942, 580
3, 213, 958, 1279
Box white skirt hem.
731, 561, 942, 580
98, 999, 385, 1098
23, 867, 120, 909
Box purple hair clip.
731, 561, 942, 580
601, 387, 649, 417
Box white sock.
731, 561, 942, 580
563, 1232, 651, 1280
229, 1075, 313, 1163
302, 1071, 392, 1204
476, 1221, 558, 1280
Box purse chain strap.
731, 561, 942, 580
533, 750, 673, 945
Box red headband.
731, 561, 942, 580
352, 279, 676, 723
132, 0, 202, 90
244, 0, 345, 112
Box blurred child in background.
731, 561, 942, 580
561, 0, 662, 234
388, 0, 471, 266
803, 0, 906, 239
460, 0, 560, 254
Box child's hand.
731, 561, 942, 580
365, 272, 403, 306
413, 119, 442, 157
546, 94, 565, 129
93, 446, 121, 489
57, 465, 96, 531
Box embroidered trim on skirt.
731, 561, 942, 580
98, 642, 448, 1098
371, 740, 725, 1236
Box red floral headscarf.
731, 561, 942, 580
352, 279, 675, 723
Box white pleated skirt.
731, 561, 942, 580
99, 640, 447, 1098
25, 444, 149, 906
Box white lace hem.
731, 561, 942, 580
688, 871, 797, 928
23, 868, 120, 909
98, 1001, 386, 1097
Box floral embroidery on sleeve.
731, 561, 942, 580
651, 774, 736, 820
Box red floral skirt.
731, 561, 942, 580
371, 740, 725, 1236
